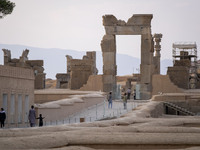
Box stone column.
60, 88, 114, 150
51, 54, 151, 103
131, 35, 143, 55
101, 34, 117, 93
153, 34, 162, 74
140, 31, 154, 100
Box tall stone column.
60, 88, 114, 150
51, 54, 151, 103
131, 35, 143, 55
140, 32, 154, 100
153, 34, 162, 74
101, 35, 117, 93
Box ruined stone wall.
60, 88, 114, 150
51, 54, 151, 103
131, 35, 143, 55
69, 59, 93, 89
2, 49, 46, 89
79, 75, 103, 91
56, 74, 70, 89
0, 65, 34, 127
152, 74, 183, 95
167, 66, 189, 89
67, 51, 98, 90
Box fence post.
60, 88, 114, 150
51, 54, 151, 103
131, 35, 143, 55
96, 104, 97, 119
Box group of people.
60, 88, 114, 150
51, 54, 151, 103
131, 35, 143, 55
0, 105, 45, 128
107, 88, 135, 110
28, 105, 45, 127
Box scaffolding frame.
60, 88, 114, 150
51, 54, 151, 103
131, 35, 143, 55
172, 42, 197, 89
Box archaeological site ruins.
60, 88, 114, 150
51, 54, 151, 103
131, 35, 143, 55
1, 13, 200, 150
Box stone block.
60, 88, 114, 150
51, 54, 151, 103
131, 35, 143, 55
103, 15, 118, 26
101, 35, 116, 52
102, 52, 116, 65
103, 75, 116, 84
103, 83, 114, 93
33, 66, 44, 73
167, 66, 189, 89
174, 60, 190, 67
140, 91, 152, 100
140, 83, 152, 92
35, 73, 46, 89
104, 26, 143, 35
26, 60, 43, 67
127, 14, 153, 26
140, 65, 153, 83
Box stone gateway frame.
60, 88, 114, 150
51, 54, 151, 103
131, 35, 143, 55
101, 14, 156, 100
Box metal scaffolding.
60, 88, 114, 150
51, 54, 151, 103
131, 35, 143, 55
172, 42, 197, 89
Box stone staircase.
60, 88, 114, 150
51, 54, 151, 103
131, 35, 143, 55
163, 101, 196, 116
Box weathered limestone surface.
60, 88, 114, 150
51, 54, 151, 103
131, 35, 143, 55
36, 92, 105, 123
1, 99, 200, 149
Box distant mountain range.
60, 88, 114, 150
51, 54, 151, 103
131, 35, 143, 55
0, 44, 173, 79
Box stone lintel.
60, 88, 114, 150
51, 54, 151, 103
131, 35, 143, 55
70, 59, 93, 66
70, 65, 92, 71
56, 73, 68, 78
26, 60, 43, 67
103, 14, 153, 26
105, 26, 146, 35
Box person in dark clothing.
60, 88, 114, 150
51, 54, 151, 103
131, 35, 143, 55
36, 114, 45, 127
108, 91, 112, 109
28, 105, 36, 127
127, 88, 131, 100
0, 108, 6, 128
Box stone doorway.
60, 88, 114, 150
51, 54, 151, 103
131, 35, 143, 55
116, 35, 141, 75
101, 14, 154, 100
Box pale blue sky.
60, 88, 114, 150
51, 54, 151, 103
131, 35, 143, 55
0, 0, 200, 60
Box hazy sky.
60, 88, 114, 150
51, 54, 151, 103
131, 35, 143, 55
0, 0, 200, 60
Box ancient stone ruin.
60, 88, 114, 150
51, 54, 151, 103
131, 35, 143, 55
2, 49, 46, 89
56, 51, 98, 90
167, 42, 200, 89
101, 14, 162, 99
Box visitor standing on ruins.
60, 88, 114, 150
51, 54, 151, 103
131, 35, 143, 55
127, 88, 131, 100
123, 93, 128, 109
133, 89, 136, 100
0, 108, 6, 128
108, 92, 112, 109
36, 114, 45, 127
28, 105, 36, 127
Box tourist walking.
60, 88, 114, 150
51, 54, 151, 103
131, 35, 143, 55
108, 91, 112, 109
123, 93, 128, 109
0, 108, 6, 128
28, 105, 36, 127
127, 88, 131, 100
36, 114, 45, 127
